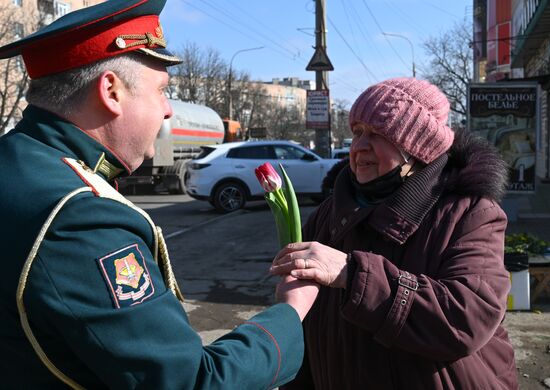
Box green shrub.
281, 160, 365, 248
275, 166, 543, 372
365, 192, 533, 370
504, 233, 550, 255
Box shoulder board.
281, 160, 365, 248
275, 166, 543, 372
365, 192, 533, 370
62, 157, 130, 205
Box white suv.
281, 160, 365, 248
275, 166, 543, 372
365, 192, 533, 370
185, 140, 340, 213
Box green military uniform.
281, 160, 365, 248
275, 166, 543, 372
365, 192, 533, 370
0, 105, 304, 388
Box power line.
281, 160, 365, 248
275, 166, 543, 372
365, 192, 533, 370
420, 0, 464, 19
197, 0, 301, 60
327, 16, 377, 82
359, 0, 410, 69
339, 0, 389, 78
470, 30, 550, 45
382, 0, 428, 39
180, 0, 361, 98
338, 0, 363, 58
180, 0, 297, 62
224, 0, 304, 54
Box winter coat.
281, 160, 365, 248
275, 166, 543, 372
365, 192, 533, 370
282, 130, 518, 390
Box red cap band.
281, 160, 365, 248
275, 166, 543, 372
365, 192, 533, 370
22, 15, 163, 79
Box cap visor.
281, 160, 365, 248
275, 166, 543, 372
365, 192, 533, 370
136, 47, 181, 65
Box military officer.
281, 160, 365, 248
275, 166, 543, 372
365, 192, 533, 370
0, 1, 319, 388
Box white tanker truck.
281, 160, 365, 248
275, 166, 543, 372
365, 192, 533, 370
119, 99, 242, 194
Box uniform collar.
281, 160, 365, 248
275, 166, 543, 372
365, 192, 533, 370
17, 105, 130, 181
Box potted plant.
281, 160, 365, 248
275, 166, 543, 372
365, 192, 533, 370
504, 233, 550, 270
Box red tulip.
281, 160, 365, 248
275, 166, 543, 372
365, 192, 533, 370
255, 162, 282, 193
255, 162, 301, 247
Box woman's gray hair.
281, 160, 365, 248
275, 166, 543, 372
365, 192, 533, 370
26, 53, 146, 117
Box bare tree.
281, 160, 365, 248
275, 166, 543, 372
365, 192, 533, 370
0, 4, 33, 135
266, 105, 301, 141
168, 42, 206, 103
421, 18, 472, 123
168, 43, 254, 121
202, 47, 227, 111
331, 99, 350, 147
166, 43, 312, 143
243, 84, 311, 144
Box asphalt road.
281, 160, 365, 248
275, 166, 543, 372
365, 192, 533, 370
128, 193, 318, 344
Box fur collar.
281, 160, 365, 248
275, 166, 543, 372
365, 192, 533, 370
444, 129, 508, 202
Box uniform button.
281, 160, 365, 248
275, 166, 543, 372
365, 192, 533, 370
341, 218, 347, 226
401, 299, 407, 305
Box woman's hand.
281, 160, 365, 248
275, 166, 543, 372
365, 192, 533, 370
270, 242, 349, 288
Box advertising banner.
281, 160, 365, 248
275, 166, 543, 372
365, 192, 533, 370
468, 82, 539, 192
306, 90, 330, 129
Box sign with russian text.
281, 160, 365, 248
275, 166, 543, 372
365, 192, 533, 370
468, 83, 539, 193
306, 90, 330, 129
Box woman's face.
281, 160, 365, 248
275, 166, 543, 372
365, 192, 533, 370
349, 123, 405, 184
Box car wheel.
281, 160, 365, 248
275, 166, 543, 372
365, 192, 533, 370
213, 182, 246, 213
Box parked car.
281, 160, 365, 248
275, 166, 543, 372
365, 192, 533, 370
321, 157, 350, 199
331, 148, 350, 159
185, 140, 340, 213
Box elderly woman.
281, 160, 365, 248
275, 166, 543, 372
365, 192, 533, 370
270, 78, 518, 389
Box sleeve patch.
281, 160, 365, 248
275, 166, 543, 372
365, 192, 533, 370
97, 244, 155, 309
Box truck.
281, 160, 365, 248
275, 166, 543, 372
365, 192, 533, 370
118, 99, 242, 194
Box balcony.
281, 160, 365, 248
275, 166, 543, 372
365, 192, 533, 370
511, 0, 550, 67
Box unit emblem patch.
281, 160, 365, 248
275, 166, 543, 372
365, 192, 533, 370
98, 244, 155, 308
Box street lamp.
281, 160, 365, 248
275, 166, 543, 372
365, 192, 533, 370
227, 46, 264, 120
382, 32, 416, 78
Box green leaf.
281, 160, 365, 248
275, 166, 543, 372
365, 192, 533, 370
279, 164, 302, 243
265, 193, 291, 248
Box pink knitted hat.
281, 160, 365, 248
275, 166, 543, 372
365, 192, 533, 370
349, 77, 454, 164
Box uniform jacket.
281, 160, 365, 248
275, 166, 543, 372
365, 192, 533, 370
282, 130, 518, 390
0, 105, 304, 389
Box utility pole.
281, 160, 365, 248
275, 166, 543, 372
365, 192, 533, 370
306, 0, 333, 158
314, 0, 329, 91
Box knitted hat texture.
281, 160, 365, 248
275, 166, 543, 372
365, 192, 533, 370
349, 77, 454, 164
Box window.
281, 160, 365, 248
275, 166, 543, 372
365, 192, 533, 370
12, 0, 22, 7
54, 1, 71, 17
273, 145, 306, 160
227, 145, 275, 159
195, 147, 215, 160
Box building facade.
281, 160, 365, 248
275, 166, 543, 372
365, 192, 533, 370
473, 0, 550, 181
259, 78, 309, 113
511, 0, 550, 180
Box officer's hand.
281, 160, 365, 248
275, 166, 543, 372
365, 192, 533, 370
276, 275, 319, 321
